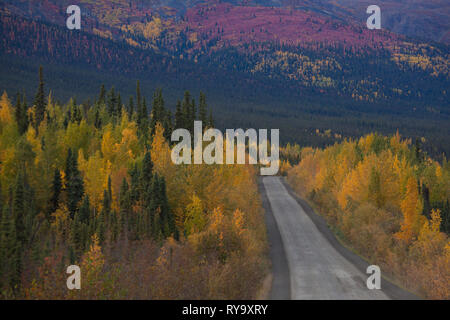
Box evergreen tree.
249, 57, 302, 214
150, 89, 165, 136
98, 84, 106, 105
0, 206, 21, 291
129, 163, 140, 204
97, 190, 109, 244
79, 195, 91, 224
49, 168, 62, 215
136, 80, 142, 120
94, 109, 102, 129
71, 210, 84, 259
34, 66, 46, 130
182, 91, 191, 131
138, 97, 149, 141
12, 172, 25, 245
128, 96, 134, 118
116, 93, 122, 117
199, 92, 207, 125
119, 178, 130, 237
65, 149, 84, 218
107, 87, 117, 116
141, 152, 153, 201
163, 110, 173, 140
15, 93, 28, 135
208, 109, 214, 128
174, 100, 183, 129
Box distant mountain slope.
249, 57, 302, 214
1, 0, 449, 44
0, 1, 449, 155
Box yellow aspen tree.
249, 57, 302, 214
0, 91, 13, 126
396, 176, 424, 242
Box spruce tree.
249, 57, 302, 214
150, 89, 166, 136
199, 92, 207, 125
174, 100, 183, 129
13, 172, 25, 245
119, 178, 130, 237
128, 96, 134, 118
65, 149, 84, 218
208, 109, 214, 128
34, 66, 46, 129
136, 80, 142, 115
98, 84, 106, 105
79, 195, 91, 224
117, 93, 122, 117
15, 93, 28, 135
107, 87, 117, 116
163, 110, 173, 140
129, 163, 140, 204
0, 206, 21, 291
141, 152, 153, 202
182, 91, 191, 131
49, 168, 62, 215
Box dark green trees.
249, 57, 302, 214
49, 168, 62, 215
65, 149, 84, 218
14, 93, 29, 135
34, 66, 46, 130
119, 152, 176, 241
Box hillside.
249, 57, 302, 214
2, 0, 449, 44
0, 1, 449, 155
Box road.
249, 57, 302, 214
260, 176, 417, 300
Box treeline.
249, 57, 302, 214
0, 67, 268, 299
286, 133, 449, 299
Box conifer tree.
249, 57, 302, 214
116, 93, 122, 117
107, 87, 117, 116
94, 109, 102, 129
163, 110, 173, 140
141, 152, 153, 201
150, 89, 165, 136
136, 80, 141, 111
14, 93, 28, 135
208, 109, 214, 128
98, 84, 106, 105
0, 206, 21, 291
79, 195, 91, 224
174, 100, 183, 129
182, 91, 191, 131
34, 66, 46, 129
13, 172, 25, 245
128, 96, 134, 118
199, 92, 207, 125
65, 149, 84, 218
49, 168, 62, 215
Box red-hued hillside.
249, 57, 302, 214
182, 3, 402, 48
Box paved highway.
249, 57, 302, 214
261, 176, 417, 300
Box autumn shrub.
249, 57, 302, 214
287, 133, 450, 299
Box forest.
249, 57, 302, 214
0, 67, 269, 299
284, 133, 450, 299
1, 11, 449, 158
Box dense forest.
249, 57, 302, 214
1, 11, 449, 158
284, 134, 450, 299
0, 67, 269, 299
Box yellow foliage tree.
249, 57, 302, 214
396, 177, 424, 242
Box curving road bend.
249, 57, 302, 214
261, 176, 417, 300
